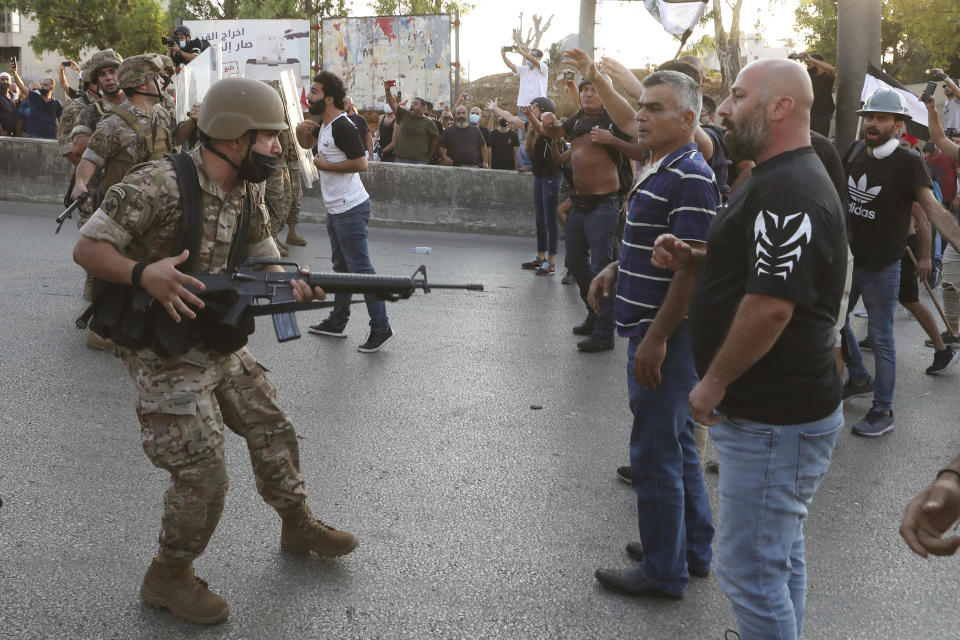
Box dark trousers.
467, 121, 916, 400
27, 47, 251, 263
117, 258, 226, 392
565, 199, 619, 337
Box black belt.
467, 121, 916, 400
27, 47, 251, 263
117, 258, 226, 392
570, 192, 619, 213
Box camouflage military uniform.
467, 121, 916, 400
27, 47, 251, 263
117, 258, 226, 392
286, 142, 302, 228
69, 99, 110, 227
82, 100, 176, 202
79, 147, 306, 564
264, 129, 292, 238
58, 92, 96, 157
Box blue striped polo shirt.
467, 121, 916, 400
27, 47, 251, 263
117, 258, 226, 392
616, 142, 719, 338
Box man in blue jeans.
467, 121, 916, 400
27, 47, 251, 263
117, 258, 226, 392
587, 69, 717, 598
654, 59, 847, 639
296, 71, 393, 352
841, 88, 946, 435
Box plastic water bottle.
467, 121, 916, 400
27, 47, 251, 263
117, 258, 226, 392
412, 247, 432, 254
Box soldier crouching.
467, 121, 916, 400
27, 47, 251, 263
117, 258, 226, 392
72, 77, 357, 626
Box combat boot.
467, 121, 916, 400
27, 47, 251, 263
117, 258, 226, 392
86, 328, 114, 352
279, 501, 358, 556
285, 225, 307, 246
276, 237, 290, 257
140, 557, 229, 625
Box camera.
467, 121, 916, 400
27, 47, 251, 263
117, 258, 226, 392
787, 52, 806, 61
926, 68, 948, 81
62, 60, 71, 67
920, 81, 938, 104
563, 70, 575, 81
947, 128, 958, 139
161, 36, 176, 47
501, 45, 514, 53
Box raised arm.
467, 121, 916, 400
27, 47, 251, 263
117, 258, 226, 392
926, 98, 960, 160
599, 56, 643, 102
384, 81, 399, 115
563, 49, 639, 137
501, 47, 517, 74
486, 99, 523, 129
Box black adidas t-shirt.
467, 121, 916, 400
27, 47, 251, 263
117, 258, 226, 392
845, 144, 931, 270
689, 147, 847, 425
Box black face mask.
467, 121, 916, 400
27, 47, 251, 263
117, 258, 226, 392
206, 132, 279, 183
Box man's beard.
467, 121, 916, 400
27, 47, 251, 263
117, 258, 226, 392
308, 100, 326, 116
723, 109, 769, 162
456, 118, 468, 128
864, 126, 894, 148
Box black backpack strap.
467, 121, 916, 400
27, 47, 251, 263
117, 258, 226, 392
226, 183, 252, 270
842, 140, 867, 168
165, 152, 203, 270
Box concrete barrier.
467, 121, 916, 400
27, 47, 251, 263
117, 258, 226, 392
0, 136, 538, 236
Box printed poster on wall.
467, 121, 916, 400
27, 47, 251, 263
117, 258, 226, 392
184, 19, 311, 91
321, 15, 452, 112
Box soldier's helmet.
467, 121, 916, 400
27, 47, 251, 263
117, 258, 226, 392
857, 88, 912, 121
89, 49, 122, 82
118, 54, 167, 89
79, 58, 93, 84
198, 77, 289, 140
158, 54, 176, 76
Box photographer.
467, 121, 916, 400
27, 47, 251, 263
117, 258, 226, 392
165, 25, 210, 69
58, 60, 82, 100
928, 68, 960, 132
501, 44, 547, 171
795, 52, 836, 136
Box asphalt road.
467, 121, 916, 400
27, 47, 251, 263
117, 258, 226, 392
2, 201, 960, 639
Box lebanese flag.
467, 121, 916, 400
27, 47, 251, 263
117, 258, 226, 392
861, 63, 930, 140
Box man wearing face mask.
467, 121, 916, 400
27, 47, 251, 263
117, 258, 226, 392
73, 76, 353, 625
0, 71, 21, 136
71, 54, 177, 209
487, 116, 520, 170
9, 61, 62, 139
438, 105, 488, 168
501, 45, 548, 171
167, 24, 211, 71
297, 71, 395, 352
469, 105, 491, 146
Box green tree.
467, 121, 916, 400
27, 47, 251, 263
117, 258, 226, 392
0, 0, 166, 60
795, 0, 960, 81
166, 0, 347, 22
371, 0, 473, 16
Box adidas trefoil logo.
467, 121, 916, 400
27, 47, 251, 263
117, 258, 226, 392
753, 210, 812, 280
848, 174, 881, 204
848, 174, 881, 220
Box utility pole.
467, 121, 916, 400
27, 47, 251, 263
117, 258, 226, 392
836, 0, 881, 151
579, 0, 596, 59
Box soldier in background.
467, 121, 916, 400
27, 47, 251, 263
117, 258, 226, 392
72, 77, 357, 625
71, 54, 177, 207
58, 58, 98, 167
263, 80, 293, 256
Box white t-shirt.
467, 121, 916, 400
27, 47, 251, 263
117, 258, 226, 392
316, 112, 369, 215
943, 97, 960, 131
516, 61, 549, 107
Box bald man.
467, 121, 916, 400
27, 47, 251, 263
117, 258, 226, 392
651, 59, 847, 640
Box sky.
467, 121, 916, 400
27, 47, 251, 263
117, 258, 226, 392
351, 0, 807, 81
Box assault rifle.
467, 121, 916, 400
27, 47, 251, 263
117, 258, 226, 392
188, 258, 484, 342
55, 193, 89, 234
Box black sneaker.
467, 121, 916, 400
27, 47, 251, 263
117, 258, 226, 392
358, 327, 394, 353
572, 317, 596, 336
851, 408, 894, 437
842, 376, 874, 400
926, 347, 960, 375
308, 319, 347, 338
577, 334, 615, 353
616, 465, 631, 483
858, 337, 873, 352
521, 256, 543, 270
925, 331, 960, 348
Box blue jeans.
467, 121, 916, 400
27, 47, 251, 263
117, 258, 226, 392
712, 403, 843, 640
843, 262, 899, 412
626, 322, 714, 595
565, 200, 619, 337
517, 111, 531, 169
324, 199, 390, 332
533, 173, 561, 255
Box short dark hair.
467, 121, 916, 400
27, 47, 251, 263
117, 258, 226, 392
312, 71, 346, 110
701, 95, 717, 115
656, 60, 701, 87
531, 49, 544, 59
809, 52, 824, 61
